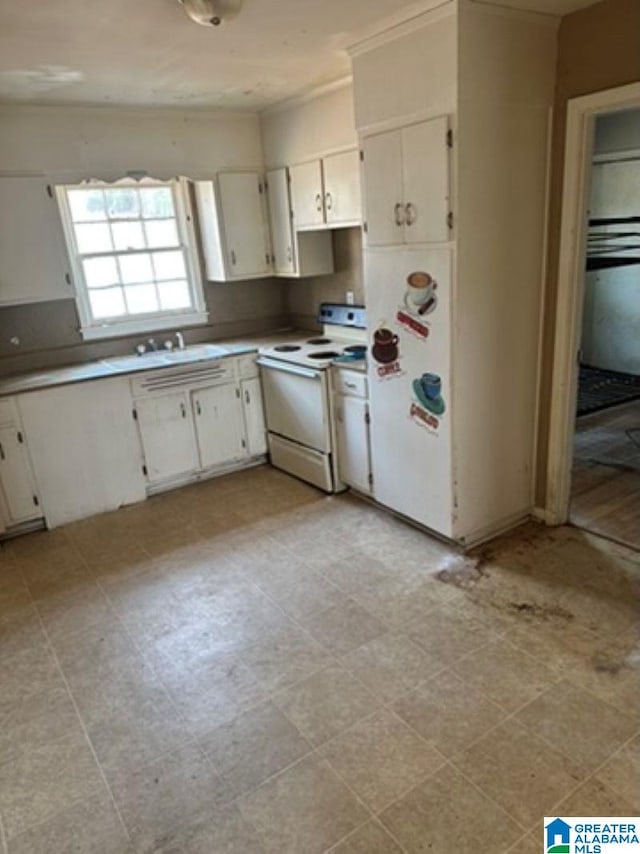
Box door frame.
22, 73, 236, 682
545, 81, 640, 524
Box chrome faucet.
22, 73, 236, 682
175, 331, 185, 350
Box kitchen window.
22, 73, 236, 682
56, 177, 207, 340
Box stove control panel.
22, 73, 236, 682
317, 303, 366, 329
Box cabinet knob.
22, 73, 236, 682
196, 400, 202, 416
180, 402, 187, 418
325, 191, 332, 211
245, 389, 250, 404
286, 246, 292, 263
405, 203, 417, 226
315, 193, 322, 213
230, 249, 237, 266
394, 203, 405, 227
0, 442, 4, 461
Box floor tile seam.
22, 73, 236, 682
30, 604, 134, 849
230, 747, 378, 843
439, 755, 531, 835
512, 691, 639, 771
561, 670, 640, 720
518, 726, 640, 831
324, 814, 411, 854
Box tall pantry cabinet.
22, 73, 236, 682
351, 0, 557, 545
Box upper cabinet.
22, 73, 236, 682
0, 175, 73, 305
194, 172, 272, 282
266, 167, 333, 278
361, 116, 450, 247
290, 149, 362, 231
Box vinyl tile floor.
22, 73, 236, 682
0, 465, 638, 853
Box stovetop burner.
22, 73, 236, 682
306, 337, 332, 345
343, 345, 367, 354
307, 351, 342, 360
273, 344, 302, 352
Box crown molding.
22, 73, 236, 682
260, 76, 353, 117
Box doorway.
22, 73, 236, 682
546, 83, 640, 550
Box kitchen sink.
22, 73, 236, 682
101, 344, 230, 372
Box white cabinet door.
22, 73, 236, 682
323, 150, 362, 227
362, 117, 450, 247
266, 168, 295, 274
136, 392, 199, 485
241, 377, 267, 456
402, 117, 450, 244
290, 161, 325, 229
362, 129, 404, 246
0, 426, 42, 524
0, 175, 72, 305
218, 172, 271, 277
19, 378, 146, 528
335, 396, 371, 494
192, 383, 246, 469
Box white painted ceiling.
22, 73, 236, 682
0, 0, 601, 110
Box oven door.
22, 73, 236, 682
257, 357, 331, 452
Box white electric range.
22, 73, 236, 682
257, 304, 367, 492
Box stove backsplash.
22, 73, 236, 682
286, 227, 364, 332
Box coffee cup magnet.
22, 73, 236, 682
396, 271, 438, 340
410, 371, 445, 433
371, 325, 404, 380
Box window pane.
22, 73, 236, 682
152, 250, 186, 281
83, 256, 119, 288
68, 189, 106, 222
74, 223, 113, 254
144, 219, 179, 248
89, 287, 126, 319
112, 221, 145, 251
124, 284, 159, 314
158, 280, 191, 310
106, 188, 139, 219
140, 187, 174, 219
118, 253, 153, 284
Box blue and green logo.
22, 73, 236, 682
546, 818, 571, 853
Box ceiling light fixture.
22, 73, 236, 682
178, 0, 243, 27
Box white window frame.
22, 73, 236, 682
56, 176, 208, 341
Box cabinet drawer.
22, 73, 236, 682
0, 398, 17, 427
237, 353, 259, 380
333, 370, 368, 399
130, 360, 235, 396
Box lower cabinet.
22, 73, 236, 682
0, 406, 42, 530
135, 392, 200, 484
192, 383, 246, 469
4, 354, 267, 532
133, 356, 267, 490
241, 377, 267, 457
18, 378, 146, 529
333, 369, 372, 495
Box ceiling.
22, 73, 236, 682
0, 0, 602, 110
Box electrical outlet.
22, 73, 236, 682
345, 290, 355, 305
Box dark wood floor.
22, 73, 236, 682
571, 399, 640, 549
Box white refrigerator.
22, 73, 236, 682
365, 247, 454, 538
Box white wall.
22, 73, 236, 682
260, 81, 357, 167
350, 6, 457, 130
0, 104, 263, 181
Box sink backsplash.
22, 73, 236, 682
0, 278, 288, 378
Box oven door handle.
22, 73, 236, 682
256, 357, 322, 380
